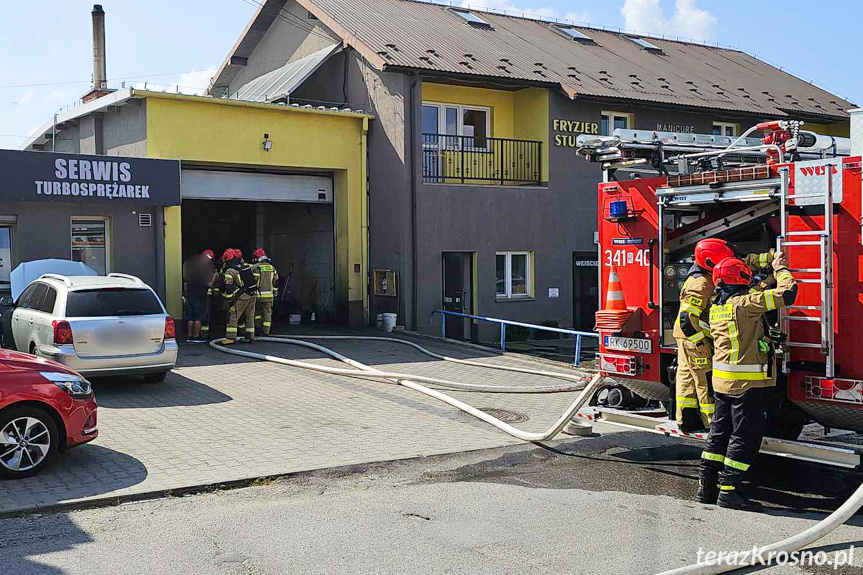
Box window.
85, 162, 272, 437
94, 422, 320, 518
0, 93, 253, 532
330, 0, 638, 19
71, 218, 110, 275
554, 25, 593, 43
601, 111, 633, 136
450, 9, 491, 28
65, 288, 163, 318
16, 283, 41, 309
0, 226, 12, 291
423, 102, 491, 148
39, 287, 57, 314
713, 122, 739, 137
496, 252, 532, 299
626, 36, 662, 52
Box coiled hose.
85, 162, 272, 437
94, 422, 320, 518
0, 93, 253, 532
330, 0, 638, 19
210, 335, 863, 573
210, 335, 602, 442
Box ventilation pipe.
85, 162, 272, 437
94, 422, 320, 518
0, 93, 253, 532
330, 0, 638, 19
83, 4, 112, 103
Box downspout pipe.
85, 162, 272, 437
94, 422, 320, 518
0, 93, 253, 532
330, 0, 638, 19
409, 73, 419, 331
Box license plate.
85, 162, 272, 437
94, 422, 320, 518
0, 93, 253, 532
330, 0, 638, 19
604, 335, 652, 354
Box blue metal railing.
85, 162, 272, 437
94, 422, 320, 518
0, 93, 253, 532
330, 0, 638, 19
430, 310, 599, 366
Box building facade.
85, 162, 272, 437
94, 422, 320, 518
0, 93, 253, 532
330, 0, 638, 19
206, 0, 853, 340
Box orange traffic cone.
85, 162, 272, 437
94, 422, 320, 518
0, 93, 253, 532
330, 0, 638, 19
605, 265, 627, 311
595, 265, 633, 331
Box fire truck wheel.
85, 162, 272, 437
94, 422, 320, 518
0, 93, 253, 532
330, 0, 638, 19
766, 404, 808, 441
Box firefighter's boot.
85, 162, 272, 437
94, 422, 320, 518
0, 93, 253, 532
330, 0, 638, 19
695, 466, 719, 505
717, 482, 763, 512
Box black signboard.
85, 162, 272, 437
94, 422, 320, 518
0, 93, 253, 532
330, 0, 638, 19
0, 149, 181, 206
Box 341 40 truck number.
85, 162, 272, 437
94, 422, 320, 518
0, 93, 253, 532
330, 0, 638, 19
604, 248, 650, 268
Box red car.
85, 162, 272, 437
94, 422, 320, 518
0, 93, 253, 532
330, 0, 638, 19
0, 350, 97, 479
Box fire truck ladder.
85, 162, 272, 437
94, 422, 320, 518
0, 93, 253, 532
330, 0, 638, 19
776, 167, 836, 377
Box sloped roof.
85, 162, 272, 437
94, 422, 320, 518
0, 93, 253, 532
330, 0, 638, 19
230, 43, 341, 102
215, 0, 854, 120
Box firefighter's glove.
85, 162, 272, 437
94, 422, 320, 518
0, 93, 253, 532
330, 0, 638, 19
772, 250, 788, 271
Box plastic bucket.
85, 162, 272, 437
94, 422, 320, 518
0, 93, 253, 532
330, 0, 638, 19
382, 313, 397, 333
376, 314, 383, 330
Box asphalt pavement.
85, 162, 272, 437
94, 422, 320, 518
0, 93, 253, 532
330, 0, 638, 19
3, 431, 863, 575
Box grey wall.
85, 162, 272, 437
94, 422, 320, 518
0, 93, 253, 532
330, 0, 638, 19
48, 99, 147, 157
227, 0, 340, 96
0, 201, 160, 290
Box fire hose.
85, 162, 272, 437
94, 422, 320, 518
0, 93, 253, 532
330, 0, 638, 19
210, 335, 601, 441
210, 335, 863, 573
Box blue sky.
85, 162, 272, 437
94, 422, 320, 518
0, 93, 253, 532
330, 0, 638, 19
1, 0, 860, 150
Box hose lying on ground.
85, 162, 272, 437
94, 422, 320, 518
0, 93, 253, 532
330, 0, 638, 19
210, 335, 602, 442
210, 335, 863, 574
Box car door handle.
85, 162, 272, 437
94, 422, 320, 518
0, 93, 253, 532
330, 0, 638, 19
28, 319, 34, 325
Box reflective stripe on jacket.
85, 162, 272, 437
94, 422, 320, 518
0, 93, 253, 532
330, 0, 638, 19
253, 260, 279, 300
709, 268, 796, 394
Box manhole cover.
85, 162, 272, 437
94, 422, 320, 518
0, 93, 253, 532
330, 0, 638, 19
460, 408, 529, 423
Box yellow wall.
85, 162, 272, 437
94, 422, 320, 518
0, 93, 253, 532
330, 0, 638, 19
422, 83, 550, 182
163, 206, 183, 318
142, 91, 370, 323
805, 120, 850, 138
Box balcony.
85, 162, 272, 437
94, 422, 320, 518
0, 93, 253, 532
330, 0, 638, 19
422, 134, 542, 186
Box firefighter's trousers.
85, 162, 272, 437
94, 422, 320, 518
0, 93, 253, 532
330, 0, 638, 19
227, 295, 256, 343
255, 298, 274, 336
701, 388, 767, 490
675, 338, 714, 429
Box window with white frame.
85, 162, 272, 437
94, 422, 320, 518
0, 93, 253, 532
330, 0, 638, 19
71, 217, 110, 275
601, 111, 633, 136
496, 252, 531, 299
712, 122, 739, 137
422, 102, 490, 148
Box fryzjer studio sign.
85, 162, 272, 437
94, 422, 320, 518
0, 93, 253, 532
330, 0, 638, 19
0, 149, 180, 205
553, 118, 600, 147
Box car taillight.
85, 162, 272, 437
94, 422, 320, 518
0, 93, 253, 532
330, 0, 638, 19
52, 320, 74, 345
164, 316, 176, 339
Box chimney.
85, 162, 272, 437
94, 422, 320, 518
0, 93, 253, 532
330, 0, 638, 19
82, 4, 114, 103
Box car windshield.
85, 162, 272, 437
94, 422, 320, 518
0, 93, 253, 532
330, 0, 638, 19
65, 288, 163, 317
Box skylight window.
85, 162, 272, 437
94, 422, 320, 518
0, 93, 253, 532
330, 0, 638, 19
627, 36, 662, 52
554, 25, 593, 43
450, 9, 491, 28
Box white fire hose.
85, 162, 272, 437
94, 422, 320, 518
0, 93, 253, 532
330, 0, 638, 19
210, 335, 601, 442
209, 335, 863, 573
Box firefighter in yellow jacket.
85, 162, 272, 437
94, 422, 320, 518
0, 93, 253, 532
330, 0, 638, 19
252, 248, 279, 336
219, 248, 257, 345
697, 251, 797, 511
674, 239, 775, 432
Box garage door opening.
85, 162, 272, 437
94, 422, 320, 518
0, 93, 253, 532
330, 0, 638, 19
181, 199, 336, 330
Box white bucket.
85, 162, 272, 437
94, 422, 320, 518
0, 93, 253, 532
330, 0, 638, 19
376, 314, 383, 330
382, 313, 397, 333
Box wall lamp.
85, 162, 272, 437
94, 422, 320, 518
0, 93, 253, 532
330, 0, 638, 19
262, 133, 273, 151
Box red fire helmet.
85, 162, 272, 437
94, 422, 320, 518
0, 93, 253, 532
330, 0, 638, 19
695, 238, 735, 271
235, 249, 243, 261
202, 249, 215, 260
712, 257, 752, 286
220, 248, 236, 263
253, 248, 267, 260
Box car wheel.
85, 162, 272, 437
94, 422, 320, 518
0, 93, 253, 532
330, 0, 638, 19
144, 371, 169, 384
0, 405, 59, 479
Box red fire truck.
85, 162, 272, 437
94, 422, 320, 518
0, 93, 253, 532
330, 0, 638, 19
576, 112, 863, 467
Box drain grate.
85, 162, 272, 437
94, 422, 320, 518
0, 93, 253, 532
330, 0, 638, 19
460, 408, 529, 423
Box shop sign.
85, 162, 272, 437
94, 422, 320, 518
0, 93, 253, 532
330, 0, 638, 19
553, 118, 600, 147
656, 123, 696, 133
0, 150, 181, 206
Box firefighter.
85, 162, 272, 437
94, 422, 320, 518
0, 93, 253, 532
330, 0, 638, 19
219, 248, 258, 345
252, 248, 279, 336
673, 239, 774, 432
697, 251, 797, 511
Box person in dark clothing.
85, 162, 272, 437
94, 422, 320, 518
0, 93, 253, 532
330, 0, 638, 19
183, 251, 216, 343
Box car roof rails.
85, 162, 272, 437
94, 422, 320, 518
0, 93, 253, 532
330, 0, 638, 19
39, 274, 73, 286
106, 273, 145, 285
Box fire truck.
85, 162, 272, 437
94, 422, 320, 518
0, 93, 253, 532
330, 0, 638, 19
575, 110, 863, 468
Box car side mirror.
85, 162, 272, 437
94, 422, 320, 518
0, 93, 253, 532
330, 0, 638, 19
0, 297, 14, 307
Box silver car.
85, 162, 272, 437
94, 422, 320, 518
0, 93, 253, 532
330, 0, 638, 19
6, 273, 178, 382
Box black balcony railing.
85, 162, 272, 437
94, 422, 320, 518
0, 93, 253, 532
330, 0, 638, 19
422, 134, 542, 186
